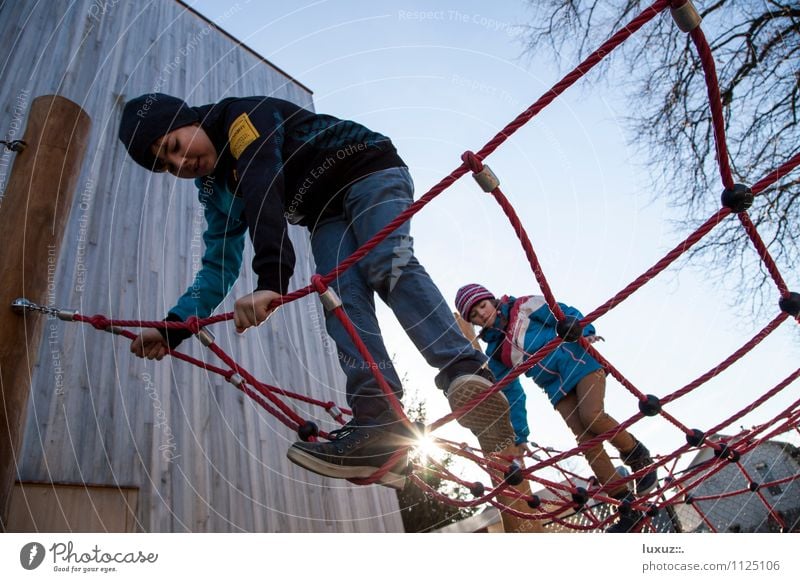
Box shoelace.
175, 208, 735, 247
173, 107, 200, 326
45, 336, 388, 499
327, 423, 360, 441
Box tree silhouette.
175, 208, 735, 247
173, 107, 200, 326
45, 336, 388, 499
523, 1, 799, 313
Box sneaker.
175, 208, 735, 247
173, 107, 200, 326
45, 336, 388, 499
446, 369, 515, 454
286, 420, 411, 490
605, 493, 645, 533
621, 440, 658, 495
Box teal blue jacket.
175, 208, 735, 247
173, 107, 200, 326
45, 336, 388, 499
170, 174, 246, 321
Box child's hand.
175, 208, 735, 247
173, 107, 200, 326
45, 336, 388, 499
233, 290, 281, 333
131, 328, 169, 360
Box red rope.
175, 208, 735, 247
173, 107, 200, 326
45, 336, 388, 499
736, 212, 790, 295
582, 208, 730, 323
474, 0, 671, 161
690, 27, 735, 190
751, 152, 800, 195
661, 313, 789, 406
49, 0, 800, 532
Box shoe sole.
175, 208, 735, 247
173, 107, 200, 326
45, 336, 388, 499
286, 446, 407, 491
447, 374, 515, 454
634, 469, 658, 496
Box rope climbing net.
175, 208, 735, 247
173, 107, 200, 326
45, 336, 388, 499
19, 0, 800, 532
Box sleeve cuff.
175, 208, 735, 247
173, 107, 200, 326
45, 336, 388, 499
157, 312, 194, 349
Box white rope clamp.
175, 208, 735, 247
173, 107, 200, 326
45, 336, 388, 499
472, 164, 500, 192
196, 328, 215, 347
670, 0, 702, 33
227, 373, 245, 388
57, 309, 78, 322
319, 287, 343, 311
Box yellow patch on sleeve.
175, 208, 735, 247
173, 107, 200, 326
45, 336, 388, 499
228, 112, 261, 159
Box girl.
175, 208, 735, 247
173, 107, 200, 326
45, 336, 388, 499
455, 284, 657, 532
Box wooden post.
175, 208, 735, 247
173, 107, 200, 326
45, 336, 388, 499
0, 95, 90, 531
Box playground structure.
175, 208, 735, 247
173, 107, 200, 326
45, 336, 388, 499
1, 0, 798, 532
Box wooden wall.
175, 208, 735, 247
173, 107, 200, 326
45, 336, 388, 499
0, 0, 403, 532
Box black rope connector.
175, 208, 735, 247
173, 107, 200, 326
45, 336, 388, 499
779, 292, 800, 317
527, 495, 541, 509
713, 444, 741, 463
638, 394, 662, 417
720, 183, 753, 213
617, 496, 632, 513
556, 315, 583, 342
297, 421, 319, 441
646, 504, 660, 518
749, 481, 760, 492
571, 487, 589, 507
686, 428, 705, 447
469, 482, 485, 497
504, 462, 524, 486
685, 495, 694, 505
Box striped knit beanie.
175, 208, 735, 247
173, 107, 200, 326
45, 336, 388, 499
455, 284, 495, 321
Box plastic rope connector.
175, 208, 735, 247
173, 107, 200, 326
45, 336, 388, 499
469, 482, 485, 497
472, 164, 500, 192
638, 394, 662, 416
504, 461, 524, 486
227, 373, 245, 388
319, 287, 342, 311
297, 421, 319, 441
670, 0, 702, 33
713, 444, 741, 463
779, 292, 800, 317
571, 487, 589, 507
196, 328, 215, 347
686, 428, 705, 447
326, 405, 343, 420
527, 495, 541, 509
720, 183, 753, 213
556, 316, 583, 342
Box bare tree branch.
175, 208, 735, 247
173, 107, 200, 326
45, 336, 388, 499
523, 0, 800, 315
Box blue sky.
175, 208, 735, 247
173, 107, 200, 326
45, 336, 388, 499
187, 0, 798, 480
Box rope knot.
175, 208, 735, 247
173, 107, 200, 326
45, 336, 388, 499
185, 316, 202, 335
461, 151, 484, 173
87, 314, 110, 330
310, 274, 327, 294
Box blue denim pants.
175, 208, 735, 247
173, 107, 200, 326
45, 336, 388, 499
309, 167, 486, 421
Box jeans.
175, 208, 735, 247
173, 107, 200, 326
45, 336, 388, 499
309, 167, 486, 421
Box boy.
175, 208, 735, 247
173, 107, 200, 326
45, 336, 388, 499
118, 93, 514, 488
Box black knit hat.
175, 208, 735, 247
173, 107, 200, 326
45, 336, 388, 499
118, 93, 198, 171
